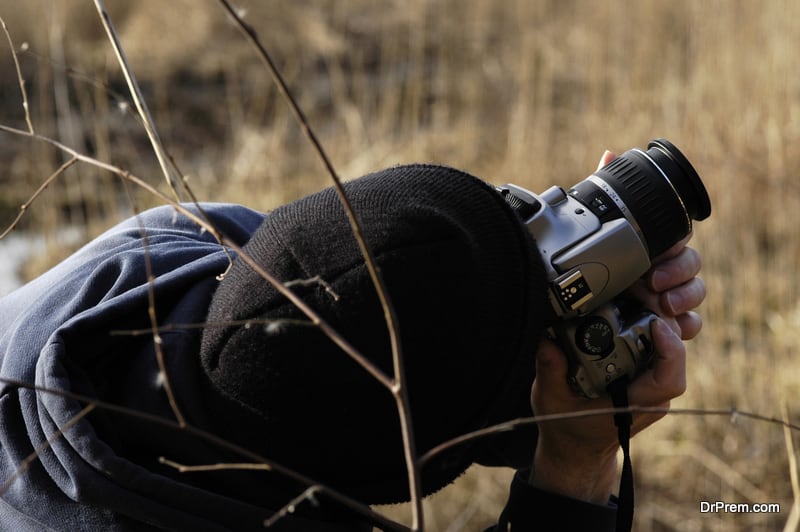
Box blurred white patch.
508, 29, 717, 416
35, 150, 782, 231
0, 233, 44, 296
0, 227, 86, 296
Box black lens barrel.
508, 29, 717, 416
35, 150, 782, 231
592, 139, 711, 258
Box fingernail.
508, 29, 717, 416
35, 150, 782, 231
654, 317, 680, 339
665, 291, 683, 315
651, 270, 669, 292
652, 318, 669, 340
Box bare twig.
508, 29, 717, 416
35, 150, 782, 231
0, 403, 96, 496
0, 157, 78, 240
263, 486, 322, 528
783, 403, 800, 532
158, 457, 272, 473
214, 3, 424, 527
419, 405, 800, 468
4, 372, 796, 531
3, 11, 197, 431
0, 123, 394, 391
0, 16, 33, 133
12, 44, 156, 130
41, 3, 234, 277
91, 0, 182, 201
0, 377, 410, 532
284, 275, 341, 301
108, 318, 316, 337
5, 6, 421, 525
121, 178, 186, 427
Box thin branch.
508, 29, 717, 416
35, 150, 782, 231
785, 494, 800, 532
10, 22, 199, 428
160, 151, 236, 280
5, 6, 420, 510
20, 46, 135, 115
284, 275, 341, 301
121, 178, 186, 427
0, 403, 96, 496
784, 403, 800, 498
0, 157, 78, 240
0, 377, 410, 532
158, 457, 272, 473
0, 122, 402, 529
223, 238, 395, 390
108, 318, 316, 337
0, 124, 394, 391
0, 20, 415, 513
783, 403, 800, 532
4, 372, 796, 530
263, 486, 322, 528
26, 3, 231, 278
5, 23, 220, 244
214, 3, 423, 527
418, 405, 800, 469
91, 0, 182, 201
0, 16, 34, 133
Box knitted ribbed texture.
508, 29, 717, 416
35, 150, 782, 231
200, 164, 548, 503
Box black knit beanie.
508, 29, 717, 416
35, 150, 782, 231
199, 164, 548, 504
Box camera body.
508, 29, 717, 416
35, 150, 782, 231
498, 139, 710, 398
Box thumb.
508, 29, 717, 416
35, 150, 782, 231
627, 318, 687, 406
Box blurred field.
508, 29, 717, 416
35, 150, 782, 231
1, 0, 799, 530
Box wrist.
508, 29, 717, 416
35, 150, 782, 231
529, 442, 619, 504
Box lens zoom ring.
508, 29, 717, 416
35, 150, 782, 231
599, 155, 688, 257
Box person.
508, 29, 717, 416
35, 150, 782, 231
0, 152, 705, 531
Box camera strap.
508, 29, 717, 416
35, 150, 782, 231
607, 377, 634, 532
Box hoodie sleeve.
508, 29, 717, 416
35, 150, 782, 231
488, 469, 617, 531
0, 203, 287, 531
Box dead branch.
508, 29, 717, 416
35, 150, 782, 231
0, 122, 395, 393
91, 0, 182, 202
214, 3, 424, 527
158, 457, 272, 473
0, 403, 96, 496
0, 376, 410, 532
108, 318, 316, 337
263, 486, 322, 528
120, 177, 186, 427
0, 16, 33, 134
0, 157, 78, 240
418, 405, 800, 469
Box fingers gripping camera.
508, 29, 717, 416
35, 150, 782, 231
499, 139, 711, 398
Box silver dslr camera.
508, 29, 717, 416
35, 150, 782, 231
498, 139, 711, 398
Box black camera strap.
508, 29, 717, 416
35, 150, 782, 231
607, 377, 634, 532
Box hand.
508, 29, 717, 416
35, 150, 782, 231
597, 147, 706, 342
527, 150, 706, 503
627, 234, 705, 341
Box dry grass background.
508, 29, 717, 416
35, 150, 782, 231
1, 0, 799, 530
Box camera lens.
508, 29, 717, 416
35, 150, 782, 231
645, 139, 711, 221
579, 138, 711, 258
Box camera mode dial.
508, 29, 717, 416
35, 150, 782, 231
497, 185, 542, 221
575, 316, 615, 357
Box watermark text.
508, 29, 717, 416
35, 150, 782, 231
700, 501, 781, 514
